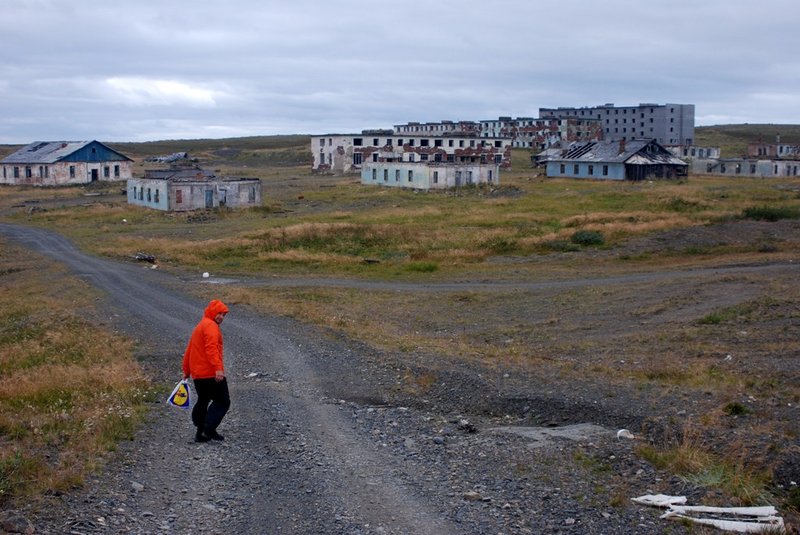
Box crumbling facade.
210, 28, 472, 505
747, 141, 799, 159
0, 140, 133, 186
312, 132, 512, 175
127, 167, 261, 211
667, 145, 721, 160
479, 117, 603, 149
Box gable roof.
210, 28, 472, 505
553, 139, 687, 166
1, 140, 132, 164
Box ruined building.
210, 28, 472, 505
539, 103, 695, 146
1, 140, 132, 186
312, 132, 512, 175
127, 167, 261, 211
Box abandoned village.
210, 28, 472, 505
2, 102, 799, 211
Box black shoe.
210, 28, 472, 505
195, 430, 211, 443
206, 430, 225, 441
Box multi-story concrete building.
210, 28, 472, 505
312, 131, 512, 175
539, 103, 695, 146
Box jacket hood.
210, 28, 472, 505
204, 299, 229, 319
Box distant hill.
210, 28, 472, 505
695, 124, 800, 158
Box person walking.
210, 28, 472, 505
182, 299, 230, 442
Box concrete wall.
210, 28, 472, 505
127, 179, 262, 211
546, 161, 625, 180
128, 179, 170, 210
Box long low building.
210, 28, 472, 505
1, 140, 132, 186
361, 161, 499, 190
690, 158, 800, 177
545, 139, 688, 180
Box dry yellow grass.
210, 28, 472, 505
0, 239, 149, 504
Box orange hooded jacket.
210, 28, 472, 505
182, 300, 229, 380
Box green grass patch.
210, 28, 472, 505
741, 205, 800, 221
570, 230, 604, 246
405, 261, 439, 273
637, 442, 771, 505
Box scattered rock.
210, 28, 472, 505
2, 514, 34, 535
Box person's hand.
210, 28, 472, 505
215, 371, 225, 382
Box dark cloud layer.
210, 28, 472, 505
1, 0, 798, 143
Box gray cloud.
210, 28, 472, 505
1, 0, 798, 143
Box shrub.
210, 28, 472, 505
570, 230, 604, 246
741, 206, 800, 221
406, 261, 438, 273
723, 402, 751, 416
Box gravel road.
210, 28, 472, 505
1, 222, 785, 534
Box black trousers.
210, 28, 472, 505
192, 377, 230, 433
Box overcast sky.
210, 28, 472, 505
1, 0, 798, 143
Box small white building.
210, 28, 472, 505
127, 167, 261, 211
361, 161, 499, 190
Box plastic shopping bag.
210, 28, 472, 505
167, 379, 191, 409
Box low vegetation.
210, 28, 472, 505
0, 240, 150, 505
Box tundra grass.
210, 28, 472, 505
0, 240, 150, 505
7, 172, 800, 279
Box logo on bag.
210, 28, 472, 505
168, 380, 191, 408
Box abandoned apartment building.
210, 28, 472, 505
127, 167, 262, 212
0, 140, 133, 186
393, 117, 602, 150
311, 131, 512, 176
538, 103, 695, 146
